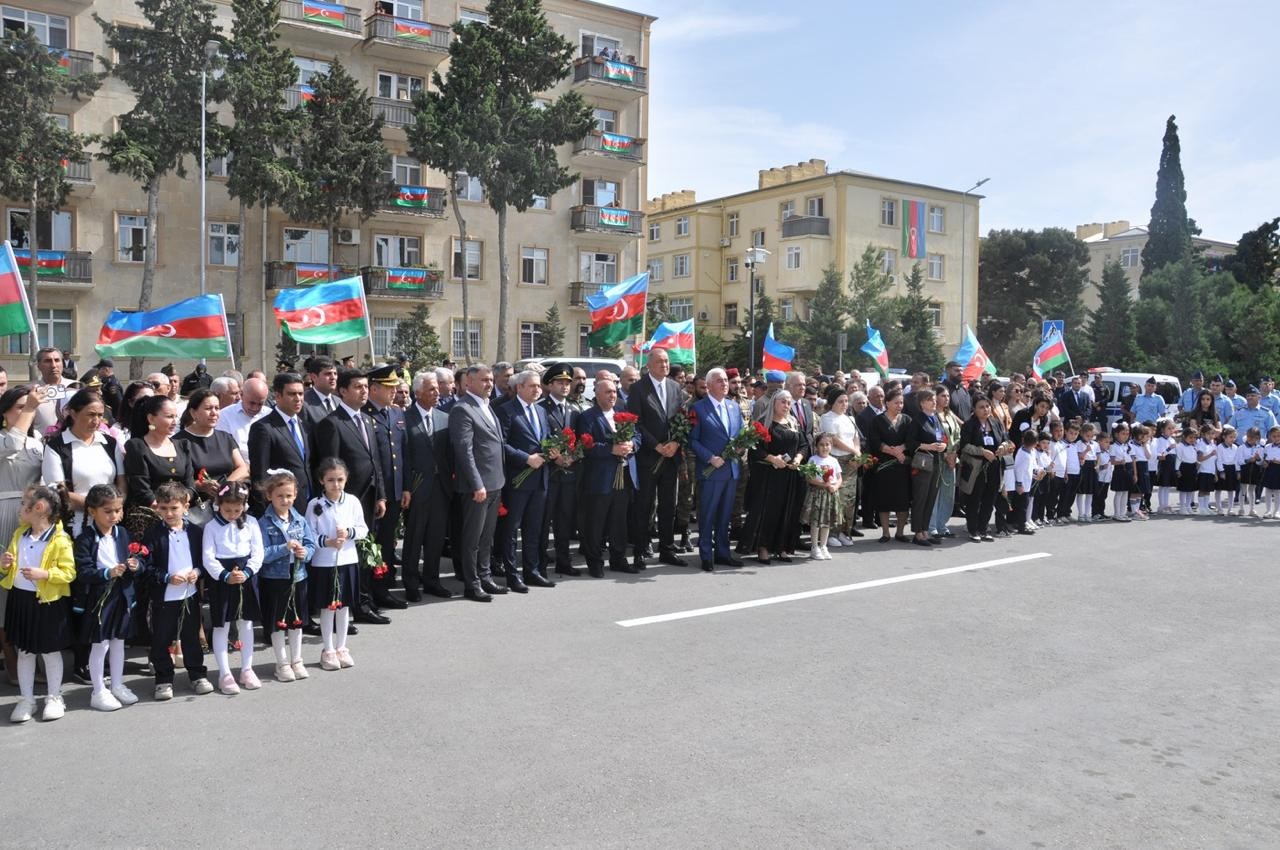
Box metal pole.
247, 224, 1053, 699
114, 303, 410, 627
748, 265, 756, 375
200, 66, 207, 297
958, 178, 989, 347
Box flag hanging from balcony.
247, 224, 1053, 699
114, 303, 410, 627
1031, 327, 1071, 379
600, 133, 633, 154
599, 207, 631, 228
386, 267, 432, 291
95, 294, 231, 359
636, 319, 695, 367
603, 61, 635, 83
0, 243, 36, 338
298, 84, 316, 102
393, 17, 433, 42
53, 50, 71, 76
861, 320, 890, 377
762, 323, 795, 371
13, 249, 67, 278
394, 186, 431, 209
902, 199, 927, 259
274, 278, 369, 344
587, 272, 647, 347
303, 1, 345, 27
295, 262, 337, 285
955, 325, 998, 383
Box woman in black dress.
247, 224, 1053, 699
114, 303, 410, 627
1010, 392, 1054, 443
906, 388, 947, 547
744, 391, 806, 564
959, 395, 1012, 542
174, 389, 249, 525
868, 387, 912, 542
124, 395, 195, 525
1182, 390, 1219, 429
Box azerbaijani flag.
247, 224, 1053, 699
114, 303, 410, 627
600, 132, 633, 154
599, 207, 631, 228
303, 0, 345, 27
638, 319, 695, 367
0, 243, 36, 338
762, 323, 795, 371
295, 262, 335, 285
902, 199, 927, 259
393, 17, 433, 42
386, 267, 429, 290
603, 61, 636, 83
394, 185, 430, 209
1032, 327, 1070, 379
298, 84, 316, 102
587, 272, 647, 347
96, 294, 231, 359
861, 320, 890, 377
13, 249, 67, 277
274, 278, 368, 344
955, 325, 998, 383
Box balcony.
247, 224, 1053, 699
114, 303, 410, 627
64, 160, 94, 197
51, 48, 95, 111
13, 250, 93, 285
277, 0, 362, 47
570, 205, 644, 237
384, 185, 446, 217
569, 281, 608, 308
362, 266, 444, 299
372, 96, 416, 129
284, 84, 314, 110
781, 215, 831, 239
363, 13, 450, 66
572, 56, 647, 102
572, 131, 644, 168
265, 260, 360, 289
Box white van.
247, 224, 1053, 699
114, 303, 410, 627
514, 356, 626, 399
1089, 369, 1181, 425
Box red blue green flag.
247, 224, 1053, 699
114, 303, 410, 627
902, 199, 927, 259
303, 1, 345, 27
587, 273, 648, 347
0, 243, 36, 338
96, 294, 231, 359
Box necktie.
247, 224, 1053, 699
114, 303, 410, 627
718, 401, 729, 432
424, 410, 433, 437
527, 404, 539, 440
289, 418, 305, 458
356, 412, 369, 449
656, 381, 665, 409
794, 402, 805, 430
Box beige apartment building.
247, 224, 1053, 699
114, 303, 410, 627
2, 0, 653, 375
643, 160, 982, 360
1076, 220, 1236, 308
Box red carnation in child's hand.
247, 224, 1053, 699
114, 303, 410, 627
233, 640, 243, 650
498, 503, 509, 517
276, 620, 288, 629
292, 618, 302, 627
127, 542, 149, 556
372, 563, 389, 579
822, 467, 834, 482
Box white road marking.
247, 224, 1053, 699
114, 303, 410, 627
615, 552, 1053, 627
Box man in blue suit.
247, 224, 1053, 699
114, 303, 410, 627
577, 376, 639, 577
690, 368, 746, 572
497, 369, 552, 592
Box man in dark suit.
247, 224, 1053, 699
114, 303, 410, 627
401, 370, 454, 601
497, 369, 553, 592
690, 368, 745, 572
538, 362, 581, 576
312, 369, 388, 624
363, 364, 408, 611
627, 347, 685, 568
1057, 374, 1088, 423
303, 355, 340, 423
449, 363, 517, 602
249, 373, 314, 507
578, 377, 639, 577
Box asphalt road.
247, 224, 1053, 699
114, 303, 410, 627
2, 515, 1278, 849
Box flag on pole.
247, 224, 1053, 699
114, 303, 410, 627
954, 325, 998, 382
586, 272, 648, 347
273, 278, 369, 344
0, 242, 37, 338
95, 294, 231, 359
762, 323, 795, 371
1032, 327, 1071, 379
861, 320, 890, 377
636, 319, 695, 367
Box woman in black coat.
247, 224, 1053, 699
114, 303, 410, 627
958, 395, 1013, 541
1010, 392, 1054, 442
905, 389, 947, 546
867, 388, 911, 543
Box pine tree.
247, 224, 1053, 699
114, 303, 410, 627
1084, 260, 1139, 367
1141, 115, 1193, 277
729, 293, 776, 375
693, 325, 727, 376
0, 28, 98, 366
847, 244, 897, 331
541, 302, 565, 357
224, 0, 302, 356
96, 0, 221, 378
391, 303, 446, 367
1153, 257, 1213, 376
645, 293, 671, 334
807, 264, 849, 371
1226, 217, 1280, 292
890, 263, 944, 374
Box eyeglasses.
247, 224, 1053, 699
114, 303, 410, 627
148, 381, 164, 390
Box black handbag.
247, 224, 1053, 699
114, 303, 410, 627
910, 451, 934, 472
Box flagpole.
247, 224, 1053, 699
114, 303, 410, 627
3, 241, 39, 346
1059, 329, 1075, 377
216, 293, 237, 372
354, 275, 376, 365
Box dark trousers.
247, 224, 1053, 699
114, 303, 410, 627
504, 485, 548, 578
401, 485, 449, 592
1060, 474, 1079, 519
698, 476, 735, 562
1046, 477, 1064, 519
149, 595, 206, 684
540, 472, 579, 571
584, 487, 631, 570
372, 498, 401, 601
1009, 490, 1029, 531
458, 491, 501, 592
632, 452, 679, 556
909, 461, 942, 533
1093, 482, 1110, 517
1032, 480, 1049, 522
965, 463, 1000, 535
859, 469, 879, 528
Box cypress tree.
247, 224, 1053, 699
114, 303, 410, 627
807, 263, 850, 370
541, 303, 566, 357
890, 262, 944, 374
391, 303, 446, 367
1141, 115, 1193, 277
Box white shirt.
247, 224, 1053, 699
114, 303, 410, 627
1014, 448, 1036, 489
163, 524, 196, 602
41, 430, 125, 535
1195, 439, 1218, 474
414, 403, 436, 434
650, 374, 666, 408
14, 526, 53, 592
603, 407, 616, 430
1174, 441, 1199, 465
819, 411, 859, 457
808, 453, 841, 485
305, 493, 367, 567
214, 402, 266, 457
201, 516, 264, 581
467, 392, 496, 429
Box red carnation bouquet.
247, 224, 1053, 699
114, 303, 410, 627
654, 408, 696, 474
703, 420, 770, 478
512, 426, 587, 487
611, 411, 640, 490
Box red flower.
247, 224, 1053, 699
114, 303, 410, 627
752, 421, 772, 444
127, 542, 150, 556
276, 620, 288, 629
373, 563, 389, 579
614, 412, 639, 425
822, 467, 834, 482
233, 640, 243, 650
196, 468, 208, 483
291, 618, 302, 627
581, 433, 595, 450
498, 503, 509, 517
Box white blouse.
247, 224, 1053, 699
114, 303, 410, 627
818, 412, 860, 458
305, 494, 367, 567
201, 516, 264, 580
41, 430, 125, 535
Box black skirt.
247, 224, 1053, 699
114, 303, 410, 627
1241, 460, 1263, 486
1111, 462, 1133, 493
1219, 466, 1239, 492
258, 577, 305, 634
1196, 472, 1217, 493
207, 556, 261, 626
80, 582, 136, 644
1177, 462, 1199, 493
1263, 462, 1280, 490
1136, 461, 1152, 496
1078, 460, 1098, 494
1157, 455, 1178, 488
307, 564, 359, 611
4, 589, 71, 654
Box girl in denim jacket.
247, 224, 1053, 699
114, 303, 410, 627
257, 470, 317, 684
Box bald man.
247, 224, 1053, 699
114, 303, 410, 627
216, 376, 269, 457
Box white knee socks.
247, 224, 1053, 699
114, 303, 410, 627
88, 639, 124, 693
14, 651, 57, 699
270, 631, 287, 665
236, 620, 254, 672
212, 625, 231, 678
1112, 492, 1127, 519
319, 608, 335, 652
271, 630, 303, 665
1076, 494, 1089, 518
288, 629, 303, 664
1158, 487, 1170, 511
334, 608, 350, 651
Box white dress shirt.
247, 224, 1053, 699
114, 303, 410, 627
214, 402, 267, 457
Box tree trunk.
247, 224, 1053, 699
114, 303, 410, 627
450, 187, 472, 365
234, 200, 247, 357
25, 179, 39, 381
131, 176, 161, 381
496, 204, 509, 363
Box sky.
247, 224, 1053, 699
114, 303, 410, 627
599, 0, 1280, 243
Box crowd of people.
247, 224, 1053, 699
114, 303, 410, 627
1, 345, 1277, 724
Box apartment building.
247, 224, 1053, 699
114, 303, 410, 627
1075, 220, 1236, 308
1, 0, 653, 373
643, 160, 982, 357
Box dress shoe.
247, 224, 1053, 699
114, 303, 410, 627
464, 588, 493, 602
523, 572, 555, 588
658, 553, 688, 568
636, 547, 654, 559
679, 535, 692, 553
714, 555, 744, 567
405, 587, 423, 603
632, 554, 646, 570
347, 623, 358, 636
490, 564, 507, 578
588, 566, 605, 578
422, 583, 454, 599
507, 576, 529, 593
775, 554, 792, 563
480, 579, 509, 595
302, 622, 321, 637
610, 563, 640, 574
848, 528, 865, 538
355, 605, 391, 625
701, 560, 714, 572
554, 565, 581, 577
374, 594, 408, 610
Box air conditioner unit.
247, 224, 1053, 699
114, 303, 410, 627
337, 228, 360, 246
697, 310, 709, 321
719, 237, 732, 247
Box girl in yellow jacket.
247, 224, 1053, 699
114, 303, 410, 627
1, 485, 75, 723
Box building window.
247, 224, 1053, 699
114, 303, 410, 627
1120, 247, 1140, 268
927, 304, 942, 328
117, 214, 148, 263
726, 257, 738, 282
648, 221, 660, 241
209, 222, 240, 267
751, 229, 765, 248
292, 57, 330, 86
383, 155, 421, 186
455, 172, 484, 202
2, 7, 68, 48
581, 178, 619, 208
9, 307, 74, 355
592, 107, 617, 133
578, 323, 592, 356
519, 321, 544, 359
580, 32, 621, 59
880, 198, 896, 227
384, 0, 423, 18
283, 227, 328, 262
785, 246, 801, 270
520, 246, 548, 285
927, 253, 944, 280
579, 251, 616, 284
7, 208, 71, 251
880, 248, 896, 275
459, 8, 489, 24
928, 205, 945, 233
531, 195, 549, 210
372, 317, 400, 357
451, 318, 482, 358
727, 212, 739, 238
669, 297, 693, 321
806, 196, 825, 218
452, 238, 482, 280
780, 200, 795, 220
206, 154, 230, 178
723, 302, 738, 328
646, 258, 663, 281
675, 216, 689, 237
779, 297, 794, 321
377, 72, 424, 101
673, 254, 690, 278
374, 234, 420, 267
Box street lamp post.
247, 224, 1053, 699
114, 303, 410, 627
199, 40, 220, 298
744, 246, 770, 375
959, 177, 989, 345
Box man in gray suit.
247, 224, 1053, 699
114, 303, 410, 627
449, 363, 528, 602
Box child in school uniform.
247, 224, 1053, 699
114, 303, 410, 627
1261, 425, 1280, 518
1093, 432, 1113, 520
1, 486, 74, 723
1130, 425, 1153, 520
1029, 431, 1052, 528
143, 482, 212, 701
1216, 426, 1240, 516
1174, 426, 1200, 515
1109, 422, 1136, 522
1011, 430, 1042, 535
257, 470, 317, 682
305, 457, 365, 672
202, 481, 265, 695
73, 484, 141, 712
1154, 419, 1178, 514
1195, 425, 1219, 515
1074, 423, 1099, 523
1058, 420, 1081, 525
1239, 427, 1264, 516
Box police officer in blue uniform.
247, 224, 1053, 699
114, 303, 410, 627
1131, 377, 1167, 423
1223, 379, 1246, 413
1229, 385, 1278, 434
1259, 376, 1280, 420
1209, 374, 1235, 424
1179, 370, 1205, 412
